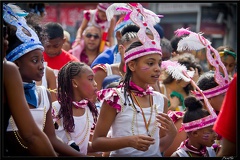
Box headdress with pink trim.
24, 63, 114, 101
161, 60, 195, 82
179, 70, 218, 132
106, 3, 163, 63
175, 28, 230, 100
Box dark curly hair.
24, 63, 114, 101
183, 96, 209, 124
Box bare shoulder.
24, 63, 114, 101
3, 60, 19, 73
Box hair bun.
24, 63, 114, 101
184, 96, 202, 111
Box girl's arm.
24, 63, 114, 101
107, 17, 116, 47
157, 95, 177, 152
4, 62, 57, 156
43, 91, 86, 157
92, 101, 155, 152
72, 18, 88, 48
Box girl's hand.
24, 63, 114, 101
190, 67, 199, 83
156, 113, 177, 137
130, 135, 155, 151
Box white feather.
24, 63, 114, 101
7, 3, 28, 16
177, 33, 211, 52
106, 3, 130, 21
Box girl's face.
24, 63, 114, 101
73, 66, 97, 100
16, 49, 44, 82
208, 92, 225, 113
97, 10, 107, 21
131, 53, 162, 86
220, 55, 236, 75
197, 125, 217, 147
177, 79, 190, 88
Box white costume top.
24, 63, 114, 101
52, 101, 94, 155
7, 86, 50, 131
109, 88, 164, 157
175, 147, 216, 157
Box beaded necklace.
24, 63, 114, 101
130, 92, 157, 137
10, 106, 47, 149
66, 108, 90, 146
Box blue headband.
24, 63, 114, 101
3, 3, 44, 62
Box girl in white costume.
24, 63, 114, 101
4, 3, 86, 157
91, 3, 177, 157
52, 61, 99, 155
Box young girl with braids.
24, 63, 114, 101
171, 96, 217, 157
52, 61, 99, 156
91, 3, 177, 157
4, 3, 86, 157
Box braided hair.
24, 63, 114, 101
122, 41, 143, 106
57, 61, 98, 132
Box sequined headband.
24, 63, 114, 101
175, 28, 230, 100
3, 3, 44, 62
179, 71, 217, 132
106, 3, 163, 64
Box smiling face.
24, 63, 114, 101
15, 49, 44, 82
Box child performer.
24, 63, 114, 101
91, 3, 177, 157
175, 27, 231, 154
4, 3, 86, 157
73, 3, 116, 52
52, 61, 99, 156
171, 96, 218, 157
171, 65, 218, 157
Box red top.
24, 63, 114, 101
213, 73, 237, 143
43, 49, 79, 70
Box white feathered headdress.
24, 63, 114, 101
161, 60, 195, 82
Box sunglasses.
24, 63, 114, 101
85, 33, 100, 39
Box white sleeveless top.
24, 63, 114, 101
109, 88, 165, 157
175, 147, 216, 157
7, 86, 50, 131
52, 101, 94, 155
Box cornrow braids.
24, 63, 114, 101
120, 32, 138, 44
57, 61, 98, 132
57, 61, 84, 132
122, 41, 143, 105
